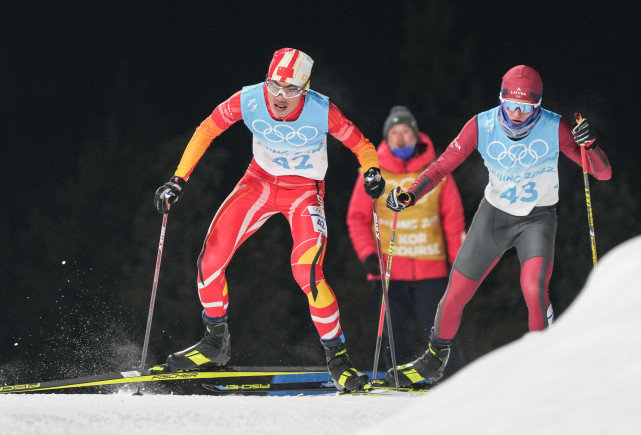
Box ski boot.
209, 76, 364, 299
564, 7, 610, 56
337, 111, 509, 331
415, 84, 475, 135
164, 315, 231, 372
387, 331, 451, 387
322, 336, 370, 392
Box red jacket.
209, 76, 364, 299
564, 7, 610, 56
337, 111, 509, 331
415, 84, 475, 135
347, 132, 466, 281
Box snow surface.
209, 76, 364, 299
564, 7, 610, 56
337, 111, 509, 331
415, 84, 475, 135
1, 235, 640, 435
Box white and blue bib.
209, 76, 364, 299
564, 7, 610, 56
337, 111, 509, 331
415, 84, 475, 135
240, 83, 330, 180
476, 107, 561, 216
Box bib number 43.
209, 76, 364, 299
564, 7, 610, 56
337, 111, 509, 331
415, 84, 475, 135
500, 181, 538, 204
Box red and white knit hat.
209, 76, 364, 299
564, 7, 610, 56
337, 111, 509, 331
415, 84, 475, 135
267, 48, 313, 89
500, 65, 543, 104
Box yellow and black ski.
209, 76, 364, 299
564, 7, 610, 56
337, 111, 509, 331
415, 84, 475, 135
0, 366, 328, 394
201, 378, 431, 396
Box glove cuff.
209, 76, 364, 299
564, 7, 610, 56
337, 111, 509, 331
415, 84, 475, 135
363, 167, 381, 180
170, 176, 186, 188
399, 191, 415, 206
405, 191, 416, 206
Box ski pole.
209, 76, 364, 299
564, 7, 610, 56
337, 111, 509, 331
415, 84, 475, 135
383, 209, 401, 390
135, 196, 171, 395
371, 199, 387, 381
365, 174, 400, 389
576, 114, 598, 268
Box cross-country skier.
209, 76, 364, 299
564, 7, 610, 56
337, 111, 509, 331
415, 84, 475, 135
346, 106, 466, 376
153, 48, 385, 392
385, 65, 611, 386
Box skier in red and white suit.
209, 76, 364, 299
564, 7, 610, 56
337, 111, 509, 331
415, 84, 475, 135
153, 48, 385, 392
385, 65, 611, 386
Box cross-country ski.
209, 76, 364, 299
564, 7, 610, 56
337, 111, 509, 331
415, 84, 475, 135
0, 367, 329, 394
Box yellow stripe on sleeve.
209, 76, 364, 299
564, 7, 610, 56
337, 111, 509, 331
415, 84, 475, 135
351, 135, 379, 171
175, 117, 225, 179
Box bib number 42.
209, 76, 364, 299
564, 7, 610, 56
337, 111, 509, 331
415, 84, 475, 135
272, 155, 313, 170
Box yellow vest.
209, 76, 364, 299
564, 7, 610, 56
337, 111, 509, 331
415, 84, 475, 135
373, 168, 446, 261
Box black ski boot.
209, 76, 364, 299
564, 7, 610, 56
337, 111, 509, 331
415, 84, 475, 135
387, 332, 451, 386
165, 316, 231, 372
323, 337, 370, 392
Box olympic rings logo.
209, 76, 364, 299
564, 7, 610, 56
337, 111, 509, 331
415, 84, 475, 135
386, 178, 433, 205
486, 139, 550, 169
252, 119, 320, 147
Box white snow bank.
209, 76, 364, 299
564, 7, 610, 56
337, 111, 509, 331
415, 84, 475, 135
365, 234, 641, 435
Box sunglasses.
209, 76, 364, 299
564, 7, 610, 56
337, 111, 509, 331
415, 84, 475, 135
499, 96, 541, 113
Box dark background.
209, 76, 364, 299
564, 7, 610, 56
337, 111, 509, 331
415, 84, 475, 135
2, 2, 640, 384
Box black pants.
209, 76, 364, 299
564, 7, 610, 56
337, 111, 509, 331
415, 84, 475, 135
373, 278, 465, 378
435, 198, 557, 338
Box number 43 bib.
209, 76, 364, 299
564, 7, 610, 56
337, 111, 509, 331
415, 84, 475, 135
476, 107, 560, 216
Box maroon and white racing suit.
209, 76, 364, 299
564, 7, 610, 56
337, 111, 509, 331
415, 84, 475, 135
408, 111, 611, 339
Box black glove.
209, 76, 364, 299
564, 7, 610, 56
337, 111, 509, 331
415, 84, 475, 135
363, 167, 386, 199
572, 113, 597, 149
154, 176, 186, 213
363, 253, 381, 276
386, 187, 415, 212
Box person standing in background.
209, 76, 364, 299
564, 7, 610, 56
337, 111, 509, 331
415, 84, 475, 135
347, 106, 466, 377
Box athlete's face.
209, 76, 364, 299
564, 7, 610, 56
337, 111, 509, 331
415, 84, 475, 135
387, 124, 417, 149
504, 104, 534, 124
265, 79, 306, 119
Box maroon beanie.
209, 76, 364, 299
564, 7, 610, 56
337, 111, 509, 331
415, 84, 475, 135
500, 65, 543, 103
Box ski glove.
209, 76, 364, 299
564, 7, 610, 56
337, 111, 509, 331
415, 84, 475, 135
363, 167, 386, 199
154, 176, 186, 213
363, 253, 381, 277
572, 113, 597, 149
386, 186, 415, 212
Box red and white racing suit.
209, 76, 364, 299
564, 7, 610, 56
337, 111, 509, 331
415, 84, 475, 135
173, 85, 378, 340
